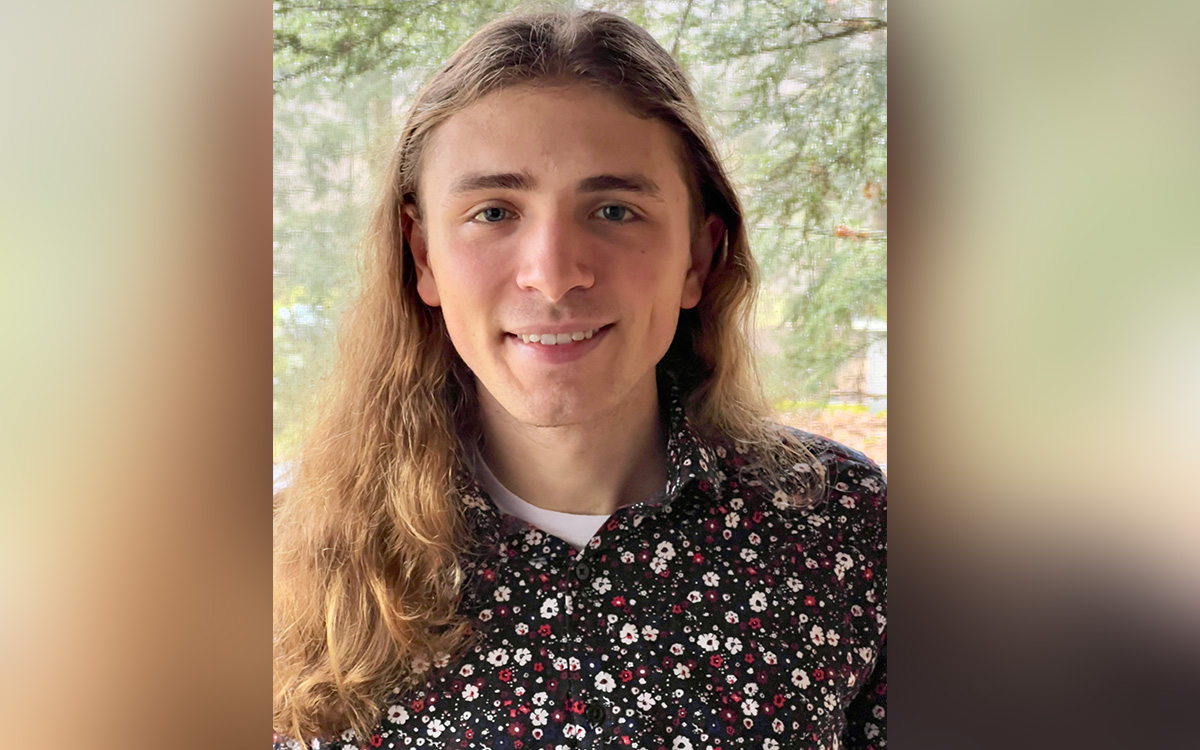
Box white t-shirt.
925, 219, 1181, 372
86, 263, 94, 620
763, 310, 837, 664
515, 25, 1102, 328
473, 455, 612, 550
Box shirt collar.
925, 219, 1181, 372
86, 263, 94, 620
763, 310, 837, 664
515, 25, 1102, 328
456, 374, 725, 535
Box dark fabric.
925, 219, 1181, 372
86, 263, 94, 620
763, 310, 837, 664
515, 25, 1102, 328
276, 392, 887, 750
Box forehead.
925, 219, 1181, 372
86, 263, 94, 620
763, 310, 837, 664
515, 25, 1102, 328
418, 83, 691, 202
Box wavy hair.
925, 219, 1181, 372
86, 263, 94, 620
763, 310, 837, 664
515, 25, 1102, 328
274, 7, 817, 744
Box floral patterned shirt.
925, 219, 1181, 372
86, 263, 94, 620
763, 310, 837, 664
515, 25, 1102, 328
277, 393, 887, 750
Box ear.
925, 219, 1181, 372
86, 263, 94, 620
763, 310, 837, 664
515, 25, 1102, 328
403, 204, 441, 307
681, 214, 724, 310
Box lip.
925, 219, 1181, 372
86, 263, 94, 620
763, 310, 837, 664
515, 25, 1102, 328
506, 323, 613, 363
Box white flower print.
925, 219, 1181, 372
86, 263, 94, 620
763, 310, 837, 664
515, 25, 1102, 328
619, 623, 639, 644
873, 706, 885, 719
865, 723, 880, 739
386, 704, 409, 724
303, 427, 888, 750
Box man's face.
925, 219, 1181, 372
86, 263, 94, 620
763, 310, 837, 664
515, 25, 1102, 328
407, 83, 718, 428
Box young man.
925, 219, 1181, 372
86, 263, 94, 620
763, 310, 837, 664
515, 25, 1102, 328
274, 9, 886, 750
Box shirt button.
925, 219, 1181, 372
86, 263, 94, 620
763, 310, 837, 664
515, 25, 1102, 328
585, 703, 606, 727
573, 562, 591, 582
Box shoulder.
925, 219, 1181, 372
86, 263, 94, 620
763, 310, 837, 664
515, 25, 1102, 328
729, 424, 886, 549
772, 422, 888, 504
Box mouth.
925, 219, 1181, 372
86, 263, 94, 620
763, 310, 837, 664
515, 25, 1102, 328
513, 324, 610, 346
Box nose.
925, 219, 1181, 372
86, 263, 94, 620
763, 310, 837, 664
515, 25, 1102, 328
513, 212, 595, 302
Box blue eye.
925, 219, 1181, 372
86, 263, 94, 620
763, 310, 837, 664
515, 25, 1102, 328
598, 205, 630, 222
475, 207, 508, 222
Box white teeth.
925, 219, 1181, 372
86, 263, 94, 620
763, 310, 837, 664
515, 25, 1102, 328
517, 328, 600, 345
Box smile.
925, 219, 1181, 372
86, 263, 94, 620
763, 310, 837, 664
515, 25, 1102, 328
516, 328, 600, 345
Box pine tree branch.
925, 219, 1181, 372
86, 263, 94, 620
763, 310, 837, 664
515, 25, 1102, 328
670, 0, 695, 59
730, 18, 886, 59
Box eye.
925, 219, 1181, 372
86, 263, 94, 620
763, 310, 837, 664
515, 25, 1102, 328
472, 207, 510, 223
596, 204, 633, 222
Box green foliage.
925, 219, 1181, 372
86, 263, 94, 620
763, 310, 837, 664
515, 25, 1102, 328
272, 0, 886, 458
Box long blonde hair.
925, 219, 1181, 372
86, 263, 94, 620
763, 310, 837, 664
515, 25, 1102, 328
274, 8, 810, 743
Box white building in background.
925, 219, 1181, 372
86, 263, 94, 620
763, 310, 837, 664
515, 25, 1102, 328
833, 318, 887, 413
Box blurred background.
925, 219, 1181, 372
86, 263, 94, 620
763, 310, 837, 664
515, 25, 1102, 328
272, 0, 889, 470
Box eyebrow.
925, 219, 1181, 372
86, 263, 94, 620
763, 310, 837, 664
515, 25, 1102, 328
578, 174, 661, 196
447, 171, 662, 197
448, 171, 535, 195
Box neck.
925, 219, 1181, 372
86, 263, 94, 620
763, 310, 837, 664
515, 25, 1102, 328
477, 378, 668, 516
